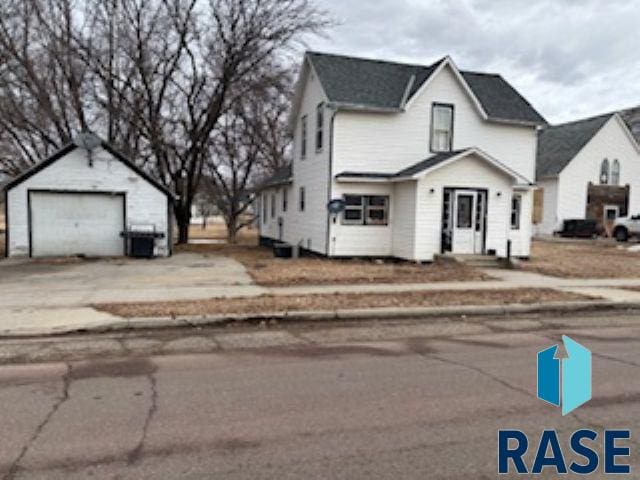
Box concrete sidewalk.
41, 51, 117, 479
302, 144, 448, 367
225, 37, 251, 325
5, 265, 640, 337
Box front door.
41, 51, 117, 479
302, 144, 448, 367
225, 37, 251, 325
603, 205, 619, 237
452, 190, 476, 254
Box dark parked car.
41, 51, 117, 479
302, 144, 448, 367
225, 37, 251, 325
556, 219, 598, 238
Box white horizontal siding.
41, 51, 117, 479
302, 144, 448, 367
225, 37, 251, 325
7, 147, 170, 257
330, 182, 393, 256
282, 64, 330, 253
535, 178, 559, 236
332, 64, 537, 181
391, 181, 416, 260
508, 187, 533, 257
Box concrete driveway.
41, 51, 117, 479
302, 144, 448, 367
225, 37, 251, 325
0, 253, 264, 309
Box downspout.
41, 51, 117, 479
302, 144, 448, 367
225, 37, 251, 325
325, 105, 338, 256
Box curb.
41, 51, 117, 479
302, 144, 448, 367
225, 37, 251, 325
2, 300, 640, 338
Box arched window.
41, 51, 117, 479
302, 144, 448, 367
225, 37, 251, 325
611, 159, 620, 185
600, 158, 610, 185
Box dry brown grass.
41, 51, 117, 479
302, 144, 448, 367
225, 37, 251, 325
188, 222, 259, 242
95, 288, 592, 318
177, 241, 490, 286
522, 239, 640, 278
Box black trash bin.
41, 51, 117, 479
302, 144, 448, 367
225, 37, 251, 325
273, 243, 293, 258
121, 230, 165, 258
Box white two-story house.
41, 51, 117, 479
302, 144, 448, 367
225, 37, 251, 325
258, 52, 546, 261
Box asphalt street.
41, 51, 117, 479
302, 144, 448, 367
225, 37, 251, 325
1, 311, 640, 479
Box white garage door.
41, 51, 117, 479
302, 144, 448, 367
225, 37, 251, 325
30, 191, 125, 257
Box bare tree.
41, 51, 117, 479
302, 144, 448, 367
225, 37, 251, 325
0, 0, 328, 244
206, 68, 292, 243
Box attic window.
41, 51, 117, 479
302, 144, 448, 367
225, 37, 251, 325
430, 103, 454, 152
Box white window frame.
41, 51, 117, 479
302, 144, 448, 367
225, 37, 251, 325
300, 116, 307, 159
600, 158, 610, 185
611, 159, 620, 185
341, 195, 389, 226
342, 195, 365, 225
316, 103, 324, 152
511, 194, 522, 230
430, 103, 454, 153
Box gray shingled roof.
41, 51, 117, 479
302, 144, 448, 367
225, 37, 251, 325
621, 106, 640, 144
306, 52, 546, 125
336, 150, 466, 179
536, 113, 613, 178
258, 164, 292, 190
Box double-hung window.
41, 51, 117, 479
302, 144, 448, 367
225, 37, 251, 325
511, 194, 522, 230
342, 195, 389, 225
300, 116, 307, 159
299, 186, 305, 211
316, 103, 324, 152
430, 103, 454, 152
282, 188, 288, 212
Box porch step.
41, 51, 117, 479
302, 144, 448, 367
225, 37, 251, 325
437, 254, 506, 269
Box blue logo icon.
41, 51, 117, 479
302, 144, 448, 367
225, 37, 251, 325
537, 335, 591, 415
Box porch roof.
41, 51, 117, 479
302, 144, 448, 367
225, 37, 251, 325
335, 148, 532, 184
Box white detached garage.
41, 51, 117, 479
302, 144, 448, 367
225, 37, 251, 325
4, 134, 173, 258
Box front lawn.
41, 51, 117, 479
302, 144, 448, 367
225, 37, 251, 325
522, 239, 640, 278
177, 241, 490, 286
95, 288, 591, 318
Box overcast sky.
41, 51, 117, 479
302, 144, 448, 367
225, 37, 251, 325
305, 0, 640, 124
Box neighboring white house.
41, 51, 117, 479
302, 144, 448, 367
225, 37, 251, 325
3, 134, 173, 258
535, 112, 640, 236
258, 51, 547, 261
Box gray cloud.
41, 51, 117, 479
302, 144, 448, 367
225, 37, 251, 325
307, 0, 640, 122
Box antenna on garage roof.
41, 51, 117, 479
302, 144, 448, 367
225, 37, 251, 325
74, 131, 102, 167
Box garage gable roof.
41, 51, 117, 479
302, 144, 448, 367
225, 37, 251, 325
3, 135, 174, 199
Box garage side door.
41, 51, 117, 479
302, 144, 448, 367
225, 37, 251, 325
30, 191, 125, 257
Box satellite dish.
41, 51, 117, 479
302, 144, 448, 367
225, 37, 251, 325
74, 132, 101, 167
327, 198, 345, 214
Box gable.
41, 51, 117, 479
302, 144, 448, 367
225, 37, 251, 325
4, 139, 173, 199
305, 51, 546, 126
537, 113, 617, 179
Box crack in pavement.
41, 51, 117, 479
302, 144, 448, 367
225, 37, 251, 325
422, 352, 531, 399
127, 372, 158, 465
4, 363, 72, 480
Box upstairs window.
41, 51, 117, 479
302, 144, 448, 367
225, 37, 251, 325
342, 195, 389, 225
299, 186, 305, 211
300, 116, 307, 159
282, 188, 288, 212
316, 103, 324, 152
430, 103, 454, 152
600, 158, 610, 184
611, 159, 620, 185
